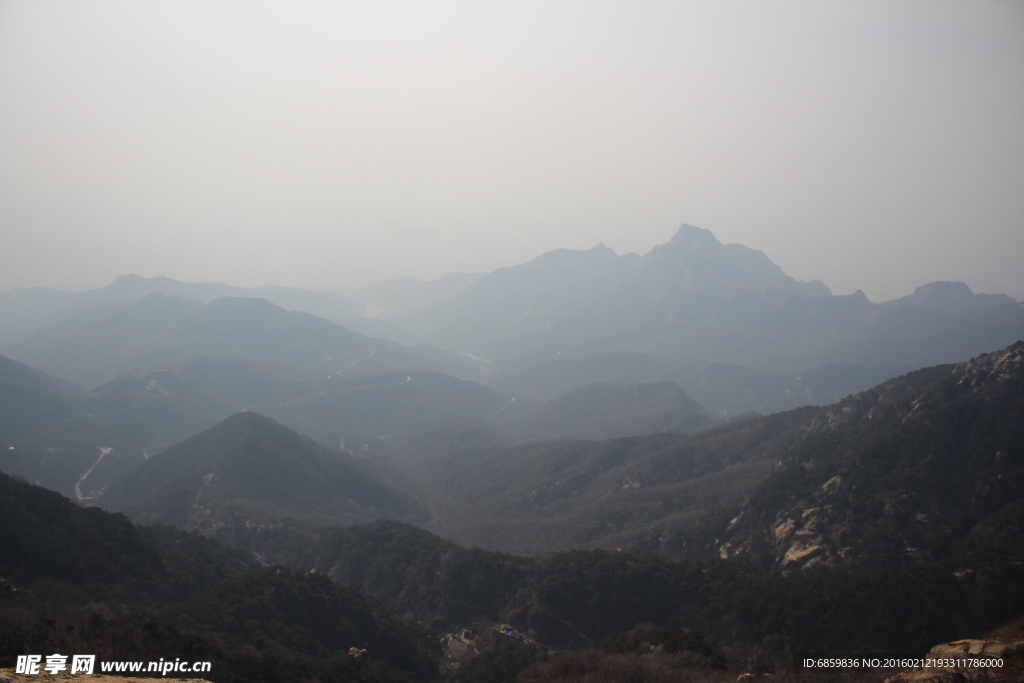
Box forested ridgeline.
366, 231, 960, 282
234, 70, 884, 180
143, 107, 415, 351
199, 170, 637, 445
0, 473, 439, 683
236, 517, 1024, 657
598, 342, 1024, 574
6, 469, 1023, 680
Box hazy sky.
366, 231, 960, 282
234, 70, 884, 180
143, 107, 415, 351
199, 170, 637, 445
1, 0, 1022, 301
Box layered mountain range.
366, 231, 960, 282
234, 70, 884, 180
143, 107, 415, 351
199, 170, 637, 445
2, 224, 1018, 417
3, 294, 483, 389
5, 338, 1020, 567
0, 273, 364, 348
1, 225, 1019, 539
1, 224, 1021, 679
377, 225, 1021, 377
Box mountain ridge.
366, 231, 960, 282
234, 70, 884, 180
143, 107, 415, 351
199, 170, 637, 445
373, 341, 1024, 560
4, 293, 483, 388
0, 273, 365, 349
97, 411, 429, 536
381, 225, 1022, 381
500, 381, 721, 441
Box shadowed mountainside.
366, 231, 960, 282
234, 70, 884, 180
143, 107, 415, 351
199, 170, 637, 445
8, 467, 1024, 674
386, 410, 811, 555
8, 356, 317, 451
499, 381, 721, 441
0, 354, 83, 444
704, 340, 1024, 571
483, 351, 903, 416
259, 371, 534, 440
380, 342, 1024, 561
227, 515, 1024, 656
97, 412, 429, 537
0, 471, 440, 682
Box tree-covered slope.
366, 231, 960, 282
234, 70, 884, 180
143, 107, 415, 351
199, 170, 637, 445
380, 341, 1024, 563
0, 472, 439, 682
0, 353, 82, 444
227, 516, 1024, 657
97, 412, 428, 534
709, 341, 1024, 570
499, 381, 720, 441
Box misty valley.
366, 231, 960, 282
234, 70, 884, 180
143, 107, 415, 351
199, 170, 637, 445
2, 226, 1023, 683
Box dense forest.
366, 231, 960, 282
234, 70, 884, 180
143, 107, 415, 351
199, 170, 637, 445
0, 472, 438, 682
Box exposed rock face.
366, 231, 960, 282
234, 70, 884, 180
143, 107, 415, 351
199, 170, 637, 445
714, 341, 1024, 571
722, 503, 844, 571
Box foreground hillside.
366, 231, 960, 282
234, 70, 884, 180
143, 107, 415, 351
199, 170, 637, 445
392, 414, 792, 554
207, 514, 1024, 659
0, 473, 438, 682
4, 470, 1024, 681
686, 340, 1024, 569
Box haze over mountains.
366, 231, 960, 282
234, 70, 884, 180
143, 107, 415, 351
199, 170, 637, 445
4, 293, 483, 389
1, 224, 1022, 680
0, 273, 364, 348
0, 224, 1019, 503
500, 381, 720, 442
2, 225, 1018, 418
350, 225, 1024, 416
381, 225, 1021, 375
4, 0, 1022, 674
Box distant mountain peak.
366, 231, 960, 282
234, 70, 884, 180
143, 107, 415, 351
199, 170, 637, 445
159, 410, 298, 467
221, 408, 281, 430
217, 410, 315, 445
919, 280, 973, 297
666, 223, 722, 253
530, 243, 619, 267
106, 273, 189, 293
883, 281, 1017, 314
641, 224, 831, 298
204, 295, 287, 314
